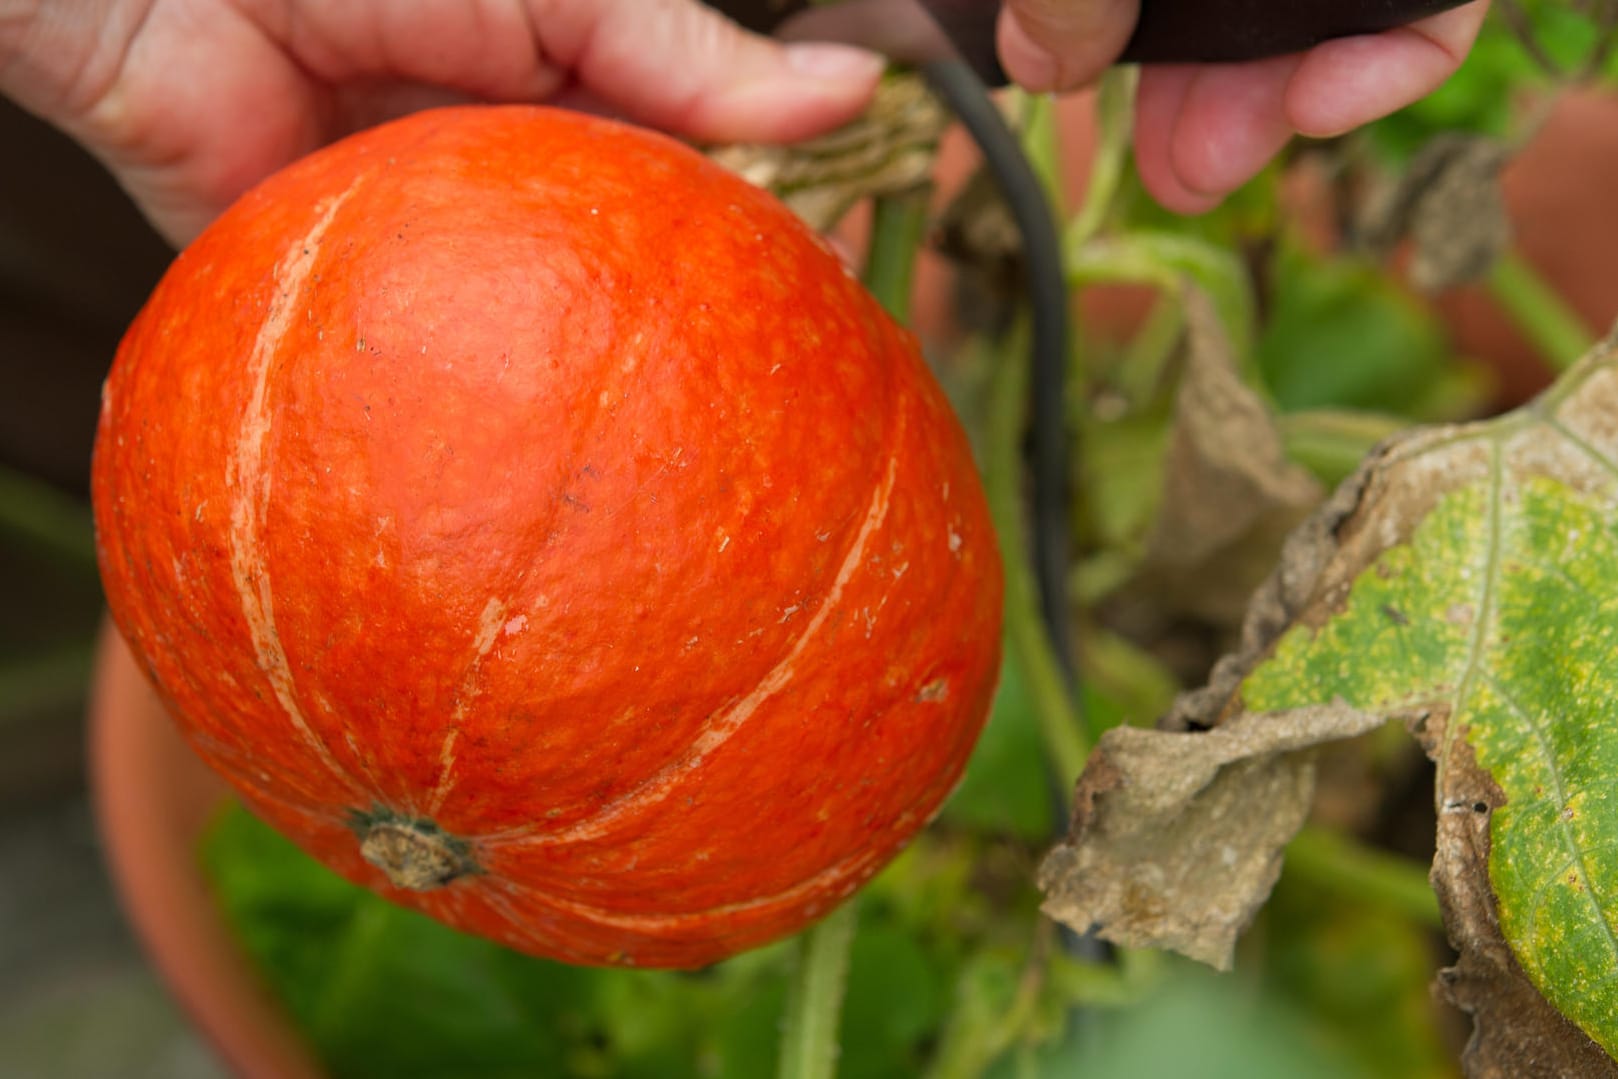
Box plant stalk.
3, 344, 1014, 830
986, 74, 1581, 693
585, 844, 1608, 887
777, 901, 859, 1079
771, 187, 929, 1079
1278, 408, 1408, 486
862, 188, 932, 323
1486, 249, 1596, 372
984, 324, 1090, 792
1066, 66, 1139, 247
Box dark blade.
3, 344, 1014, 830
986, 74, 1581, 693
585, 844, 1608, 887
706, 0, 1472, 83
709, 1, 1007, 83
910, 0, 1475, 79
1121, 0, 1473, 63
913, 0, 1009, 84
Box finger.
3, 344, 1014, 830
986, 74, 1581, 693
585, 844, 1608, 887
997, 0, 1139, 93
1283, 0, 1489, 137
544, 0, 885, 144
1167, 54, 1300, 200
1132, 65, 1220, 214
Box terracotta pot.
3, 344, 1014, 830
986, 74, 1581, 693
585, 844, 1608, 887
88, 621, 323, 1079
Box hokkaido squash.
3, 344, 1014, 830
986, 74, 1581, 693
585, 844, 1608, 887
91, 105, 1002, 969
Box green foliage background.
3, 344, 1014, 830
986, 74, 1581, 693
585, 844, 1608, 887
4, 1, 1615, 1075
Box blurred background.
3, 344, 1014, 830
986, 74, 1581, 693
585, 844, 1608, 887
7, 2, 1618, 1076
0, 97, 226, 1076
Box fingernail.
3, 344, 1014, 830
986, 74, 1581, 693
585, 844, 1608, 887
783, 43, 886, 82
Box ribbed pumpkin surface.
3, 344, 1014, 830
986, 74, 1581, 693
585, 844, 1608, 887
92, 105, 1002, 968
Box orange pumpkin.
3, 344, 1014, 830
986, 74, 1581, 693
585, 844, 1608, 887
91, 106, 1003, 968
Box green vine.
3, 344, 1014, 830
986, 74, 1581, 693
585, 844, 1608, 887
984, 321, 1090, 790
1485, 248, 1597, 371
777, 901, 860, 1079
774, 183, 933, 1079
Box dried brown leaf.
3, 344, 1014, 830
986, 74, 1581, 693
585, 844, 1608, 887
1133, 288, 1324, 625
1036, 308, 1370, 970
1043, 333, 1618, 1071
1357, 133, 1513, 291
1038, 702, 1386, 968
707, 75, 946, 232
1413, 712, 1618, 1079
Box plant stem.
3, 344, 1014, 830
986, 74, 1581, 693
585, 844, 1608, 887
1067, 66, 1139, 247
1015, 90, 1064, 214
1066, 230, 1256, 360
777, 901, 859, 1079
1285, 825, 1442, 928
1277, 408, 1407, 486
1112, 291, 1185, 406
927, 920, 1053, 1079
770, 188, 928, 1079
984, 326, 1089, 793
1486, 249, 1595, 372
863, 189, 932, 323
1047, 943, 1165, 1009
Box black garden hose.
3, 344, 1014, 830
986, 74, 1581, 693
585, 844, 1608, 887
922, 62, 1108, 982
921, 57, 1081, 701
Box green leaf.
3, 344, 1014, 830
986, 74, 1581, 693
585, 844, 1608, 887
1236, 347, 1618, 1057
1068, 230, 1256, 361
838, 924, 950, 1079
940, 657, 1056, 841
202, 799, 996, 1079
1255, 243, 1487, 421
202, 804, 804, 1078
1024, 967, 1371, 1079
1039, 338, 1618, 1060
1364, 1, 1618, 162
203, 805, 587, 1077
1265, 870, 1459, 1079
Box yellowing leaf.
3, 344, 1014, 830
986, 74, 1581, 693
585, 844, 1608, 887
1236, 343, 1618, 1069
1042, 334, 1618, 1072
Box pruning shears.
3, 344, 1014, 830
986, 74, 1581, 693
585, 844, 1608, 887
713, 0, 1473, 86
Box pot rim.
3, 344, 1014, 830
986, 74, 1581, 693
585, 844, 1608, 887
87, 620, 324, 1079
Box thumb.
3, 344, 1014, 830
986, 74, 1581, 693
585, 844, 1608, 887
548, 0, 886, 144
998, 0, 1139, 93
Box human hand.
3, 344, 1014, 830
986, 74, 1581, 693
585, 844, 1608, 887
999, 0, 1490, 213
0, 1, 885, 246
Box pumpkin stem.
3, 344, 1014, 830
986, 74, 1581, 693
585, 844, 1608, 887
358, 819, 475, 890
